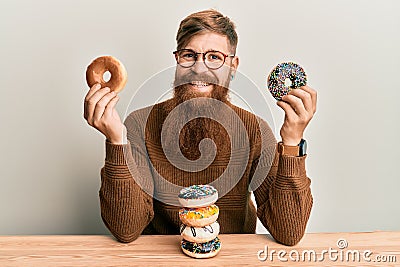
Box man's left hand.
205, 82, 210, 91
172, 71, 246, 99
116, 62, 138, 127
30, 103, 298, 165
276, 86, 317, 146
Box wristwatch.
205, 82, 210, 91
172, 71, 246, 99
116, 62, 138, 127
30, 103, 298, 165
278, 139, 307, 157
298, 139, 307, 156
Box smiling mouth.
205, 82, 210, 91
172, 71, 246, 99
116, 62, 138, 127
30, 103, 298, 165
190, 81, 210, 87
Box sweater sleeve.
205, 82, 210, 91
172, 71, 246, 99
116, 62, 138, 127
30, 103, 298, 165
251, 121, 313, 246
99, 116, 155, 243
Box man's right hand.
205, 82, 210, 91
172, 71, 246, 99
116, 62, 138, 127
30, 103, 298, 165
84, 83, 127, 144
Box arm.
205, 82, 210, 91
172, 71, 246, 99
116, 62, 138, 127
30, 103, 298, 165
99, 115, 154, 243
252, 85, 317, 246
83, 83, 155, 243
253, 147, 313, 246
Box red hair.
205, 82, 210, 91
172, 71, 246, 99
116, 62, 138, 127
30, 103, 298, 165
176, 9, 238, 54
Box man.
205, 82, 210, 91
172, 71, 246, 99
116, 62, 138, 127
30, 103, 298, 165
83, 9, 317, 246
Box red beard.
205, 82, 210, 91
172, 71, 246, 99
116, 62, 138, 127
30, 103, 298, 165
162, 82, 232, 161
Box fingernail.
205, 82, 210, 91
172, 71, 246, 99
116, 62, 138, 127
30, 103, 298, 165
95, 83, 101, 89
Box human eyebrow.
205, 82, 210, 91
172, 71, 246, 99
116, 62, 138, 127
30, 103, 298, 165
183, 48, 224, 53
204, 49, 227, 53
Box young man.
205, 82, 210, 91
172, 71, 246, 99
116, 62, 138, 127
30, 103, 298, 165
83, 9, 317, 246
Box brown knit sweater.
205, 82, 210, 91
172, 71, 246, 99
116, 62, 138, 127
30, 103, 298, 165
99, 99, 313, 246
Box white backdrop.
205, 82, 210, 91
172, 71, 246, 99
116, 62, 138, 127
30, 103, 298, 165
1, 0, 399, 235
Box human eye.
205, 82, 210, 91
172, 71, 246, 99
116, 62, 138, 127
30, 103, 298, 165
206, 52, 224, 61
181, 51, 195, 59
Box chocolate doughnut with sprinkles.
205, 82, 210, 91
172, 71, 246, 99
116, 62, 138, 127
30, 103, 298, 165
267, 62, 307, 100
178, 184, 218, 208
181, 237, 221, 259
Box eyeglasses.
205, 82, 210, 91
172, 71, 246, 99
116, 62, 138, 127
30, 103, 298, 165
173, 49, 235, 70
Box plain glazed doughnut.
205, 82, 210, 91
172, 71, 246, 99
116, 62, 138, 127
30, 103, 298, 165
86, 56, 127, 93
178, 185, 218, 208
267, 62, 307, 100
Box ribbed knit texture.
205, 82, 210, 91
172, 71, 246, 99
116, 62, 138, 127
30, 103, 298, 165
99, 99, 313, 246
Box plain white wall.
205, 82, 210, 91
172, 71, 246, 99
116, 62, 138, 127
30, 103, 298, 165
1, 0, 399, 235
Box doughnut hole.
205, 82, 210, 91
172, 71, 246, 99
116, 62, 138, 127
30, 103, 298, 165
284, 78, 292, 87
103, 71, 111, 82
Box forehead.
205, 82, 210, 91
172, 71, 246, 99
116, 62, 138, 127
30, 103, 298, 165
184, 32, 230, 53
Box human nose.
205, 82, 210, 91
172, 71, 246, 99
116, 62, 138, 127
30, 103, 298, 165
191, 53, 208, 74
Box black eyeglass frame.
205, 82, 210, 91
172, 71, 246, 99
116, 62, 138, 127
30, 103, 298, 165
173, 49, 235, 70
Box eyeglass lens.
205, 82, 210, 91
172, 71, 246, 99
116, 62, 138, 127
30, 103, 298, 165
176, 50, 226, 69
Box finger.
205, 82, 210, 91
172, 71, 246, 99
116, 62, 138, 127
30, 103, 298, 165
86, 87, 111, 124
300, 86, 317, 113
85, 83, 102, 101
103, 94, 120, 119
277, 100, 297, 119
289, 88, 313, 113
281, 94, 307, 116
92, 91, 117, 123
84, 83, 102, 119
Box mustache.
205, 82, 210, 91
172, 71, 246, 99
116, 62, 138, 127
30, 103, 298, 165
174, 72, 219, 87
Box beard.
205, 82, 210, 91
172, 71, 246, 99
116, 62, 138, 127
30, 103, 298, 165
162, 72, 232, 161
171, 70, 231, 103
